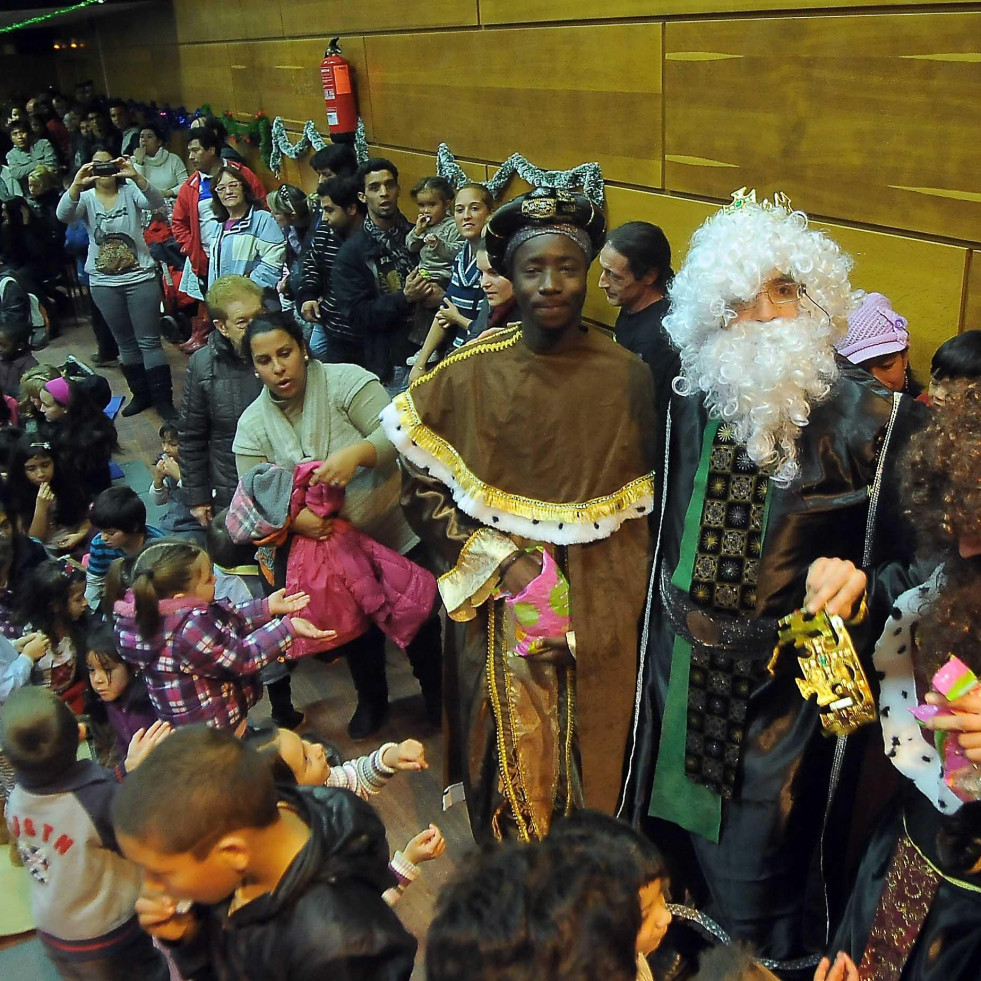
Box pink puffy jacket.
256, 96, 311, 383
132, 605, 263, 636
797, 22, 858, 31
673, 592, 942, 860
286, 462, 437, 658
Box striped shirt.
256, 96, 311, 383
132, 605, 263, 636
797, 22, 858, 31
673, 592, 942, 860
444, 241, 484, 347
296, 223, 360, 341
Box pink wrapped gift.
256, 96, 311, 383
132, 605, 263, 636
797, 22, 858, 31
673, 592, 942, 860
505, 549, 571, 657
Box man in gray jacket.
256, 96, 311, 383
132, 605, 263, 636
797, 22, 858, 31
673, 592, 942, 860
5, 119, 58, 195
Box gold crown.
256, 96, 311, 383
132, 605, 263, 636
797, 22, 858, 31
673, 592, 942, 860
721, 187, 793, 216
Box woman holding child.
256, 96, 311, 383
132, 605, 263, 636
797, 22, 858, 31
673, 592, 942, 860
232, 311, 442, 739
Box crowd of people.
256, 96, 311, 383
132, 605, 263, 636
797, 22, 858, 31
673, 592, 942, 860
0, 82, 980, 981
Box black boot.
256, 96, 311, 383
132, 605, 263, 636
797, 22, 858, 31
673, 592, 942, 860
146, 363, 178, 422
266, 675, 305, 730
119, 362, 153, 417
406, 615, 443, 727
344, 627, 389, 739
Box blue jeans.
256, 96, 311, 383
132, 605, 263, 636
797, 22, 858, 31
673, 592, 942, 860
310, 326, 365, 368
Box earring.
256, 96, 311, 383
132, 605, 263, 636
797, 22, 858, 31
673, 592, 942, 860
304, 355, 309, 363
254, 371, 260, 379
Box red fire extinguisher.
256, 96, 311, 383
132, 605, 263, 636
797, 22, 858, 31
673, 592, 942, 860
320, 37, 357, 144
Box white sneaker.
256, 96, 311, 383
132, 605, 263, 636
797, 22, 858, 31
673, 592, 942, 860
405, 351, 440, 367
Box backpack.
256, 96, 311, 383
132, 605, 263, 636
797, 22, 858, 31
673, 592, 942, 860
0, 275, 48, 350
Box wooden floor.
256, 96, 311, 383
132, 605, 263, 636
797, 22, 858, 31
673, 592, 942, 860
0, 310, 475, 978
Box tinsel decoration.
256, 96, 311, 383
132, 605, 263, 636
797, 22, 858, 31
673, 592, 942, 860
354, 118, 368, 165
436, 143, 605, 205
269, 117, 358, 175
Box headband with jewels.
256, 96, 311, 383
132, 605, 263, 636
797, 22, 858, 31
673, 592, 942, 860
484, 186, 607, 274
720, 187, 794, 217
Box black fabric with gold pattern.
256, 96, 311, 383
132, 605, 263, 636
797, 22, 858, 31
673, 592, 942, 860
685, 423, 770, 798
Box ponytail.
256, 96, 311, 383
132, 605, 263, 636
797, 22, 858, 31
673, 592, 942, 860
131, 540, 207, 640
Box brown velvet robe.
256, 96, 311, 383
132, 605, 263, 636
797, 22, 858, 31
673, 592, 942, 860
386, 325, 657, 842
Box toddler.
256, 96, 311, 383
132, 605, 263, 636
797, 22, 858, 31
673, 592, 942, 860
85, 621, 158, 764
247, 721, 446, 904
113, 540, 331, 732
2, 687, 170, 980
406, 176, 463, 290
85, 486, 164, 609
207, 508, 304, 730
16, 558, 90, 712
6, 434, 91, 553
148, 423, 202, 542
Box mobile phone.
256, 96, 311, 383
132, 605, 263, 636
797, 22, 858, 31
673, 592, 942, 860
91, 161, 119, 176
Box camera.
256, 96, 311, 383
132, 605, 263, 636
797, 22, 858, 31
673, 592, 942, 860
91, 161, 119, 177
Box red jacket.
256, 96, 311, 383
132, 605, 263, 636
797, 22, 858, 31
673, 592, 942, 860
286, 462, 438, 658
171, 161, 267, 279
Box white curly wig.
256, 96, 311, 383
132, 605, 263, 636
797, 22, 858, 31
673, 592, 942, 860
664, 200, 857, 484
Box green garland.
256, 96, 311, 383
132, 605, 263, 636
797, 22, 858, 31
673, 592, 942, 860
0, 0, 104, 34
196, 104, 273, 170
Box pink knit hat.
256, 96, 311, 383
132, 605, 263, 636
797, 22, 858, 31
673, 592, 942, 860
44, 377, 72, 406
838, 293, 909, 364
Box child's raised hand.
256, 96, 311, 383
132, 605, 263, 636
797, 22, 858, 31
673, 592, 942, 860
289, 617, 337, 641
383, 738, 427, 772
404, 824, 445, 865
268, 588, 310, 616
413, 213, 430, 235
20, 632, 51, 663
814, 952, 860, 981
36, 481, 55, 507
161, 455, 181, 480
124, 720, 173, 772
135, 884, 198, 943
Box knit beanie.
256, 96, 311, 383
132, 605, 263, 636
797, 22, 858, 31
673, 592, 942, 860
838, 292, 909, 364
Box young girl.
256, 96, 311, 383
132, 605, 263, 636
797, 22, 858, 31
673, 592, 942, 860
113, 540, 332, 732
17, 362, 58, 434
39, 375, 118, 497
84, 621, 158, 765
408, 182, 494, 382
246, 721, 446, 904
6, 433, 91, 553
406, 177, 463, 294
15, 558, 89, 712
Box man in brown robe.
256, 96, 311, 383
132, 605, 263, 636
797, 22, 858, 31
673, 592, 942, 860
381, 187, 658, 841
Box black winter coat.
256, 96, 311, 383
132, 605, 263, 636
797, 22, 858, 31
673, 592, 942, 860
169, 785, 416, 981
179, 330, 262, 511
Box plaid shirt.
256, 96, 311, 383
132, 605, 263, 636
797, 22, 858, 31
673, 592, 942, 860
113, 594, 294, 731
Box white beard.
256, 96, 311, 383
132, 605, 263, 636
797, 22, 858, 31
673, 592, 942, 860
676, 311, 840, 485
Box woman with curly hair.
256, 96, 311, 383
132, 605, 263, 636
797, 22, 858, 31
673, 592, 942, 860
831, 381, 981, 980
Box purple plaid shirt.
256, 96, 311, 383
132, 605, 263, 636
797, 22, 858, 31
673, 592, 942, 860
113, 593, 294, 731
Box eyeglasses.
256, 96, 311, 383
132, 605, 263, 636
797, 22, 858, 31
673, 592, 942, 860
730, 281, 805, 315
215, 182, 243, 194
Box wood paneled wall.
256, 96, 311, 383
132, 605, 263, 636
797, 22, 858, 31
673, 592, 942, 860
85, 0, 981, 369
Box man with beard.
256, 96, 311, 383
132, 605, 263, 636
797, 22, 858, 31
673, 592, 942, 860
620, 190, 925, 970
385, 187, 657, 843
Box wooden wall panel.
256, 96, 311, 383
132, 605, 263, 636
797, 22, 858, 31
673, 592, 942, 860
173, 0, 245, 43
286, 0, 477, 37
481, 0, 975, 23
364, 24, 662, 187
664, 13, 981, 244
227, 36, 373, 135
964, 253, 981, 331
177, 43, 234, 114
104, 46, 182, 105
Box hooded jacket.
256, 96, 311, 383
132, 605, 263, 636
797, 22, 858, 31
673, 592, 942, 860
168, 784, 417, 981
179, 328, 262, 510
286, 462, 437, 657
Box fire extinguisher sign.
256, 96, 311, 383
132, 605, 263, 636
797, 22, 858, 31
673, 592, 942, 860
327, 111, 340, 127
